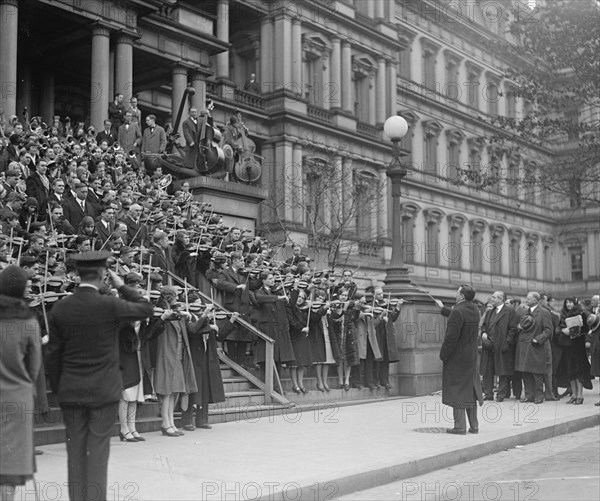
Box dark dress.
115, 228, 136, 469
286, 289, 313, 367
559, 304, 592, 387
330, 305, 360, 367
307, 306, 328, 364
589, 322, 600, 377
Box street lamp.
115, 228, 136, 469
383, 115, 413, 291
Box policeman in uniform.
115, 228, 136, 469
46, 250, 154, 501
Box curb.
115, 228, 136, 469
262, 413, 600, 501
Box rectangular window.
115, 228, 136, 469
570, 248, 583, 281
488, 82, 499, 117
471, 230, 483, 272
402, 218, 415, 263
423, 52, 436, 91
509, 239, 520, 277
543, 245, 552, 281
507, 162, 518, 198
445, 62, 459, 100
425, 222, 440, 266
490, 236, 502, 275
447, 142, 460, 181
526, 242, 537, 279
505, 91, 516, 119
467, 73, 479, 108
399, 48, 411, 80
424, 136, 437, 174
448, 226, 462, 269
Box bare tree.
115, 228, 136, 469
261, 136, 386, 271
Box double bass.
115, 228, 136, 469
196, 101, 225, 175
233, 116, 261, 183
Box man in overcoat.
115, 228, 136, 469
46, 251, 153, 501
480, 290, 518, 402
440, 285, 483, 434
214, 251, 254, 364
515, 291, 553, 403
141, 115, 167, 157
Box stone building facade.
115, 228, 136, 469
2, 0, 598, 303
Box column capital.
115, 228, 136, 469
0, 0, 19, 7
116, 32, 137, 45
90, 22, 111, 38
171, 63, 191, 75
190, 67, 212, 79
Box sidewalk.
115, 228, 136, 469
30, 389, 599, 501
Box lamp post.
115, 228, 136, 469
383, 115, 414, 292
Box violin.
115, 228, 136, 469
27, 291, 71, 307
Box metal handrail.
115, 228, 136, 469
166, 271, 287, 405
167, 271, 274, 344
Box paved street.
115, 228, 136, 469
20, 390, 599, 500
339, 427, 600, 501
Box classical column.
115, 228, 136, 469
90, 24, 111, 131
273, 13, 292, 90
190, 70, 207, 112
277, 141, 294, 221
378, 171, 387, 239
374, 0, 385, 19
19, 64, 32, 116
40, 72, 55, 125
0, 0, 19, 117
387, 58, 397, 116
260, 17, 273, 92
330, 37, 341, 109
115, 34, 134, 103
171, 65, 188, 137
341, 40, 352, 112
322, 53, 331, 110
109, 49, 115, 102
216, 0, 229, 79
291, 18, 302, 95
342, 157, 355, 232
387, 0, 395, 23
292, 143, 303, 223
332, 155, 343, 228
376, 58, 387, 124
368, 73, 376, 124
366, 1, 374, 17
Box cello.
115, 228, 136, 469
233, 115, 261, 183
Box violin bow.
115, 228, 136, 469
40, 250, 51, 336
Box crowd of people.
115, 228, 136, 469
477, 292, 599, 406
2, 105, 600, 498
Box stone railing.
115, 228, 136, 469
358, 239, 383, 257
234, 89, 265, 109
357, 121, 381, 138
206, 81, 218, 96
307, 105, 334, 124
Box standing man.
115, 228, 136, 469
515, 292, 553, 404
182, 106, 201, 169
95, 120, 117, 147
117, 111, 142, 156
479, 291, 518, 402
141, 115, 167, 157
46, 251, 153, 501
440, 285, 483, 434
108, 93, 126, 133
128, 96, 142, 126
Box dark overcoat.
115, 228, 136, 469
182, 117, 201, 168
356, 312, 382, 360
186, 317, 225, 405
0, 296, 41, 479
254, 286, 295, 363
479, 305, 518, 376
440, 300, 483, 408
118, 320, 146, 390
285, 290, 313, 367
589, 323, 600, 377
374, 308, 400, 363
46, 286, 154, 406
515, 306, 552, 374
